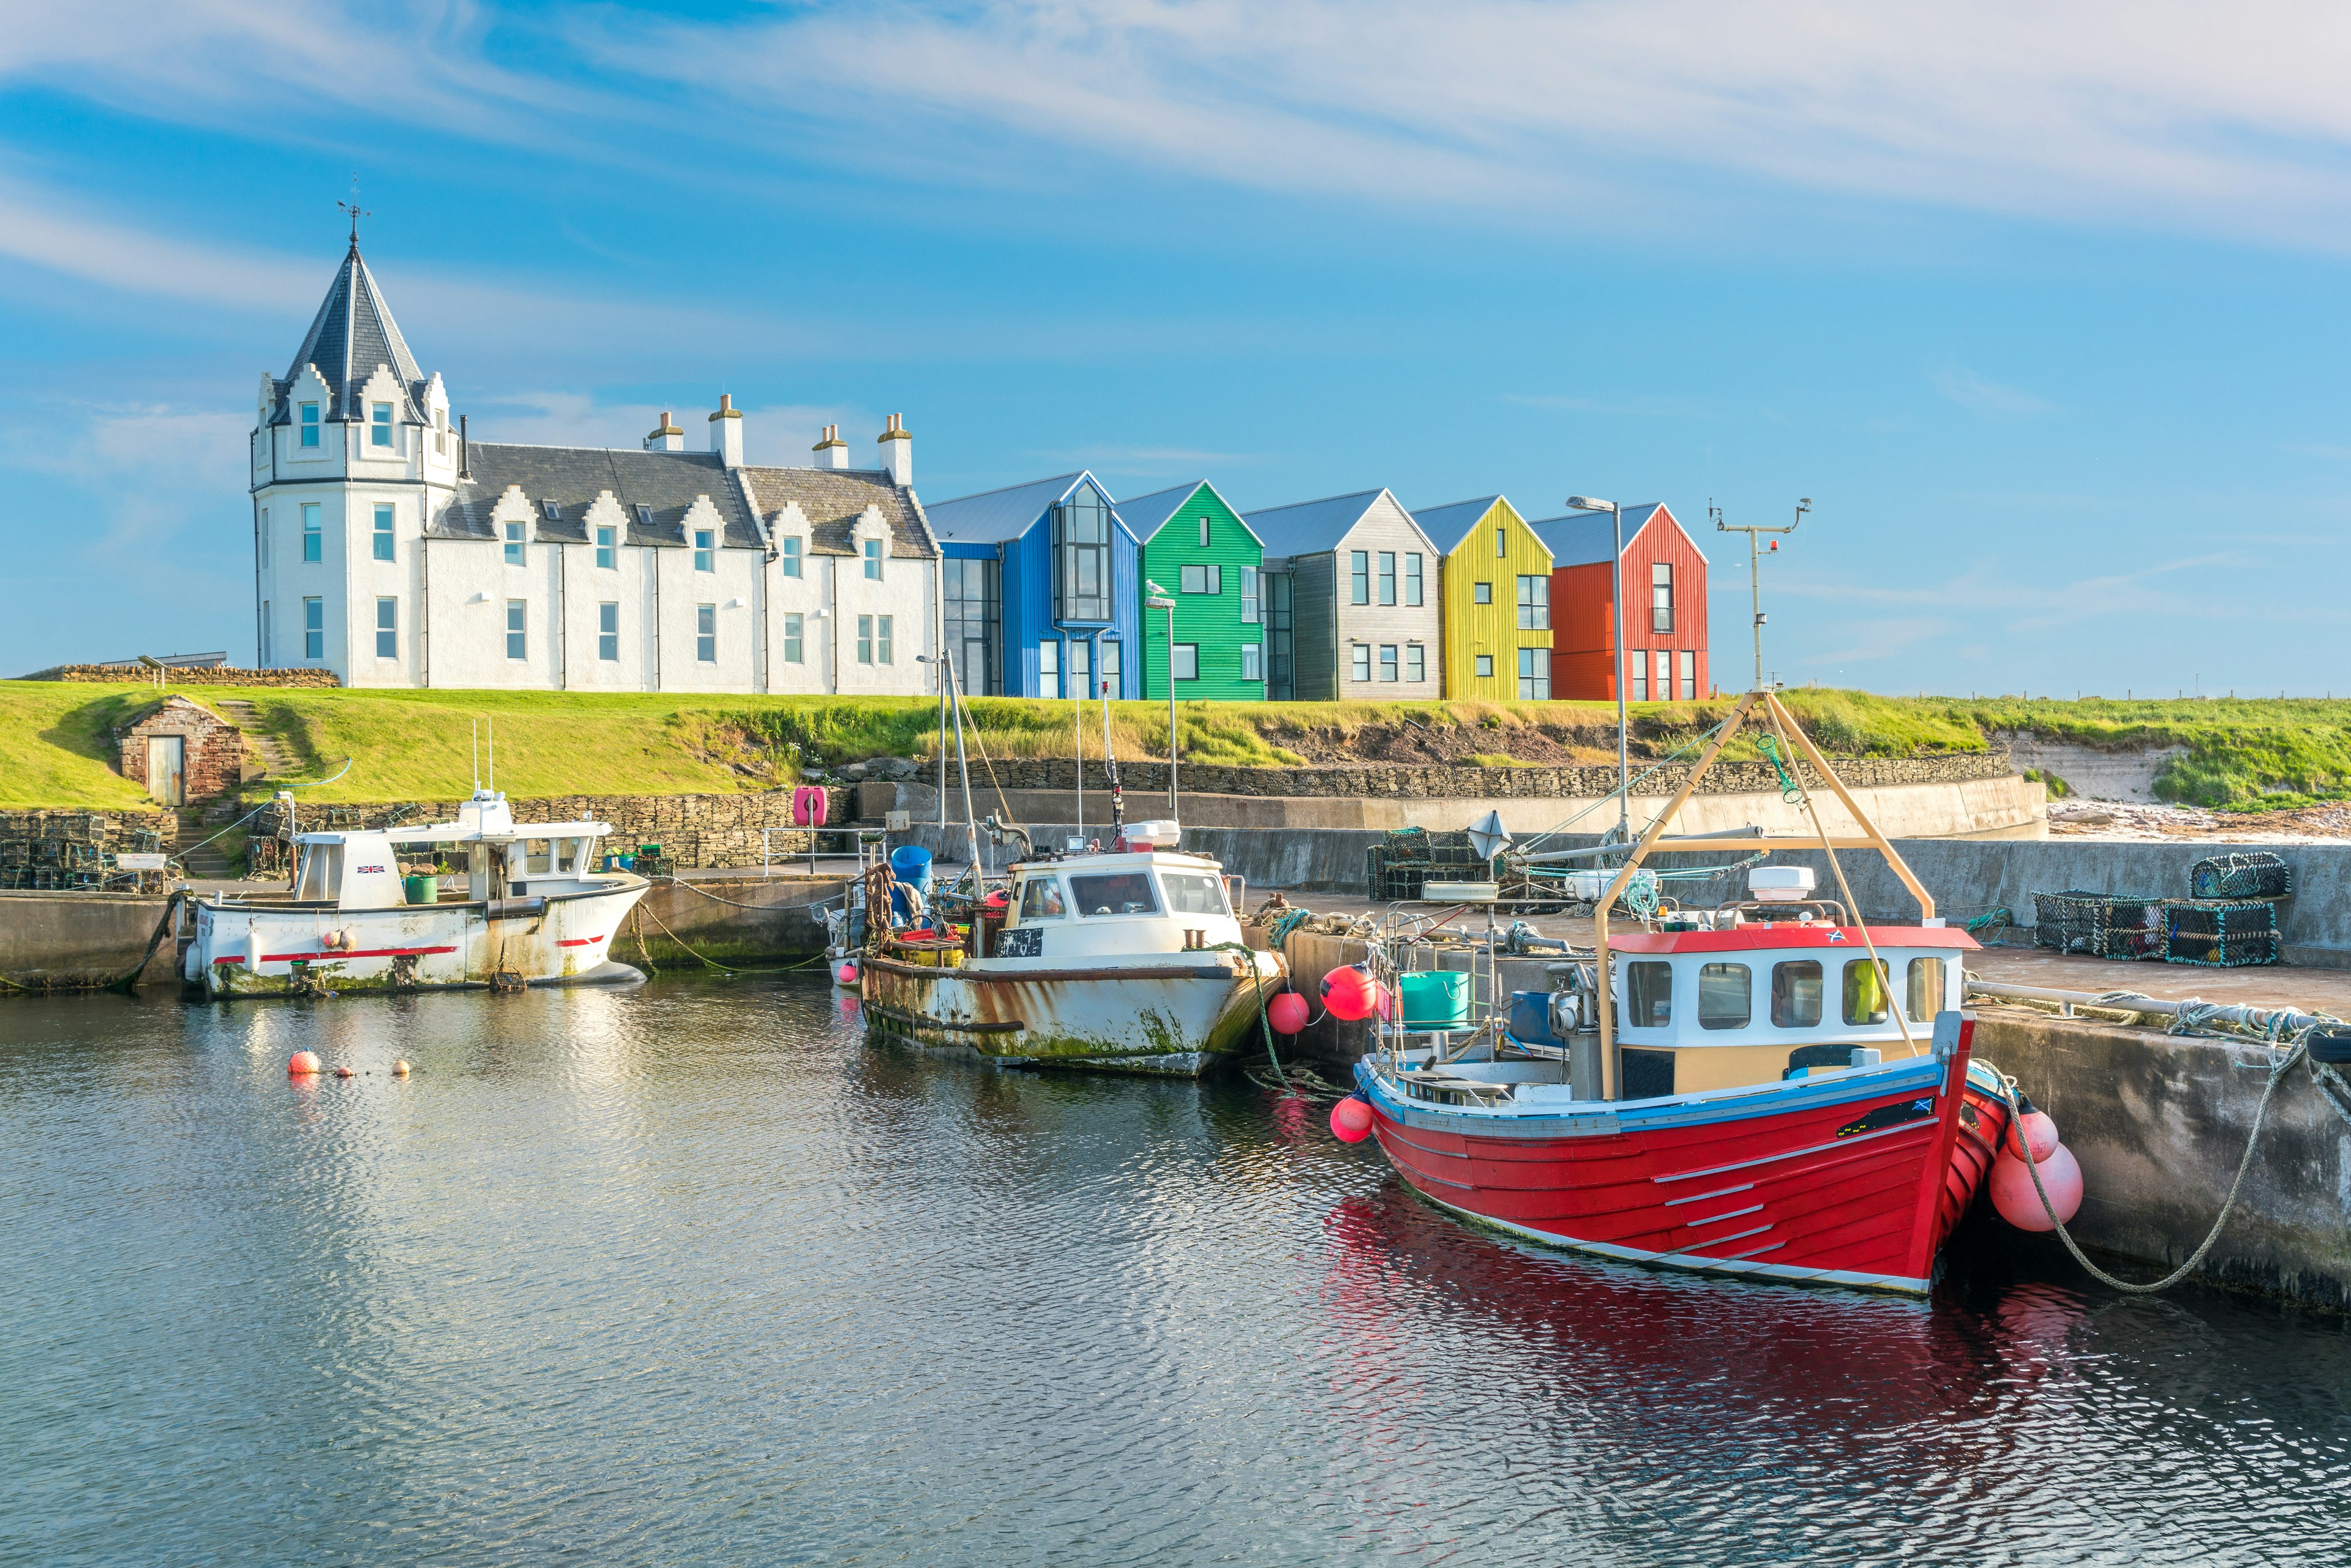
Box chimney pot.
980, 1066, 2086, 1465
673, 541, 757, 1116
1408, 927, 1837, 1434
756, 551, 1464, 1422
709, 394, 744, 468
814, 422, 852, 470
645, 409, 686, 452
877, 413, 912, 485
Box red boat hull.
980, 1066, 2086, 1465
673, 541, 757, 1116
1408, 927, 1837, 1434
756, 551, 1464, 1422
1360, 1016, 2011, 1294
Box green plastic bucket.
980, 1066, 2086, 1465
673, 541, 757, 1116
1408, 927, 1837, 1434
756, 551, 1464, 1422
402, 874, 438, 906
1400, 970, 1469, 1028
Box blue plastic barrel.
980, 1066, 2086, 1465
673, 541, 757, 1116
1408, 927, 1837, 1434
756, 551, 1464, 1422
1509, 990, 1561, 1047
890, 844, 934, 890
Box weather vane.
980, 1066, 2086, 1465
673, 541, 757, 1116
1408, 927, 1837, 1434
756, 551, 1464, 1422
338, 176, 370, 247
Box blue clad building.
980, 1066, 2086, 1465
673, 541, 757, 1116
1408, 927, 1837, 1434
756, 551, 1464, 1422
924, 472, 1142, 700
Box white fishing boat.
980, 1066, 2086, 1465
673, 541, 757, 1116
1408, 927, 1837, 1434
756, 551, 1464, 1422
860, 820, 1286, 1076
184, 787, 648, 997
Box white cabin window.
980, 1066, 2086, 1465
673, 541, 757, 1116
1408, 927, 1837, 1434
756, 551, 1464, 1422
1626, 962, 1673, 1027
1018, 877, 1067, 920
1697, 963, 1751, 1030
1161, 872, 1228, 916
1770, 961, 1823, 1028
1907, 957, 1948, 1023
523, 839, 553, 874
294, 843, 342, 902
1071, 871, 1157, 917
1843, 959, 1891, 1026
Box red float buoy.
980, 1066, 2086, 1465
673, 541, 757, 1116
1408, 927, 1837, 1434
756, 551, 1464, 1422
1267, 992, 1309, 1035
1991, 1144, 2084, 1231
288, 1051, 322, 1075
2003, 1108, 2061, 1163
1330, 1097, 1374, 1142
1322, 966, 1378, 1022
334, 1065, 355, 1078
835, 961, 858, 986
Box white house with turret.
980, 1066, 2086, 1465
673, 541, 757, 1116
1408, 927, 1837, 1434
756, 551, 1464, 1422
250, 238, 939, 694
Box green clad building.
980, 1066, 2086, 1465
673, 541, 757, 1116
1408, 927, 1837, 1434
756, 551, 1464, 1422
1122, 481, 1267, 700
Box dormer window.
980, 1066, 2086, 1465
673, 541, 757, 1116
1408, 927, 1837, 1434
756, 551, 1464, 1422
300, 403, 320, 448
1051, 487, 1111, 620
371, 403, 393, 448
779, 536, 802, 579
695, 529, 714, 572
863, 538, 883, 580
539, 500, 562, 525
505, 521, 525, 566
596, 525, 615, 569
435, 408, 448, 454
635, 505, 658, 535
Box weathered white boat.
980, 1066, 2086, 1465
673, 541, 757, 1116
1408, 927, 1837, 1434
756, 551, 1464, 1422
184, 789, 648, 997
861, 825, 1286, 1076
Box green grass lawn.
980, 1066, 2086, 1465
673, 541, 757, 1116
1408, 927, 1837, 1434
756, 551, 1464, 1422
6, 681, 2344, 812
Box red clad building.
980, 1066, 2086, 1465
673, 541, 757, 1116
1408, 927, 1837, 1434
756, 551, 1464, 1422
1524, 503, 1708, 702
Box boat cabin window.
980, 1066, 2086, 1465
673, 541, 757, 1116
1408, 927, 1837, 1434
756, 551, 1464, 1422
1697, 962, 1751, 1030
1907, 956, 1948, 1023
1843, 959, 1891, 1026
294, 843, 342, 902
1019, 877, 1067, 920
1625, 961, 1673, 1027
1161, 871, 1229, 917
1771, 961, 1823, 1028
523, 838, 553, 874
1071, 872, 1157, 917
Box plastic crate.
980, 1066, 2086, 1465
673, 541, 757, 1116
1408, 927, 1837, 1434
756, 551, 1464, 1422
2031, 891, 2164, 959
2161, 899, 2281, 967
2188, 852, 2292, 901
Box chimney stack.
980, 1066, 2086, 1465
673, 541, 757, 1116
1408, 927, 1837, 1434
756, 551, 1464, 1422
877, 412, 912, 486
709, 394, 744, 468
813, 424, 852, 471
645, 410, 685, 452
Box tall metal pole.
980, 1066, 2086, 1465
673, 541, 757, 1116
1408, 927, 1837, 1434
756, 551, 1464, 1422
937, 632, 949, 835
1610, 501, 1628, 846
1713, 497, 1808, 694
1146, 589, 1178, 818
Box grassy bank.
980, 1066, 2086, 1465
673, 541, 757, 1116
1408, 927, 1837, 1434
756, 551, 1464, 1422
5, 681, 2344, 812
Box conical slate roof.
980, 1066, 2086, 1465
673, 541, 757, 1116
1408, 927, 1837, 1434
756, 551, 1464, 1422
270, 242, 427, 426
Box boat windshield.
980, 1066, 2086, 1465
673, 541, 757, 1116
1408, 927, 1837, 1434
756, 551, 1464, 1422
1071, 872, 1157, 917
1160, 872, 1229, 917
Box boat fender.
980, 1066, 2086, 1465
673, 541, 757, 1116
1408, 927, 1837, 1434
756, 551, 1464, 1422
1329, 1097, 1374, 1143
1322, 966, 1379, 1022
835, 961, 859, 986
1267, 992, 1309, 1035
1992, 1143, 2084, 1231
2004, 1108, 2061, 1163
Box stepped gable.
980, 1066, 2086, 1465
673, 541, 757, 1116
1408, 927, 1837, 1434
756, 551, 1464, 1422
431, 444, 763, 547
736, 465, 937, 558
269, 239, 429, 427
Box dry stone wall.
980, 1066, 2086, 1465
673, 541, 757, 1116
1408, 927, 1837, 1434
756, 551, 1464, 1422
267, 789, 853, 871
21, 665, 340, 687
977, 752, 2009, 800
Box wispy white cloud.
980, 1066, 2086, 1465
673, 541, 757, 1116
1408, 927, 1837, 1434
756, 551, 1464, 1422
1930, 366, 2057, 416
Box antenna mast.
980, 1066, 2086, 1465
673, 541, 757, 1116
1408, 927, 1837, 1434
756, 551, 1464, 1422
1713, 497, 1808, 690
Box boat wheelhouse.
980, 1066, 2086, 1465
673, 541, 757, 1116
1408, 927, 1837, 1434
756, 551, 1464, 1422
185, 789, 648, 997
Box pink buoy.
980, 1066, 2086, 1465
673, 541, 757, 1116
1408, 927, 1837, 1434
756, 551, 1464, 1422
1991, 1144, 2084, 1231
834, 961, 858, 986
288, 1051, 322, 1075
2003, 1108, 2061, 1163
1267, 992, 1310, 1035
1322, 966, 1378, 1022
334, 1065, 355, 1078
1329, 1097, 1374, 1143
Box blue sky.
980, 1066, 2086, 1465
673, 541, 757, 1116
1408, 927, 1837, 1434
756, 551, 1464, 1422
4, 1, 2348, 694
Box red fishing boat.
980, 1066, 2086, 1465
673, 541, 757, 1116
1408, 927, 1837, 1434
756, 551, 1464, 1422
1348, 688, 2015, 1294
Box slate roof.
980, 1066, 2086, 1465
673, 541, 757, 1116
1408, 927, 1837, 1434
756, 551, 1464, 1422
432, 445, 762, 547
271, 243, 428, 427
924, 473, 1106, 546
1242, 488, 1411, 558
1526, 503, 1693, 568
1409, 495, 1512, 553
738, 465, 937, 558
1116, 479, 1264, 546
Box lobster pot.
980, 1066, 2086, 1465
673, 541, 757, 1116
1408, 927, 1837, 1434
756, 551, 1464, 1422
1365, 828, 1499, 902
2188, 851, 2292, 901
2032, 891, 2164, 959
2161, 899, 2281, 967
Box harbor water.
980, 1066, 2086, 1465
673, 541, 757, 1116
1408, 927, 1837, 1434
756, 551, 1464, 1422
6, 977, 2350, 1564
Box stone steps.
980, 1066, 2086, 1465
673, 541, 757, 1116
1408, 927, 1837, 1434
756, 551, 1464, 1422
213, 698, 303, 780
171, 808, 239, 879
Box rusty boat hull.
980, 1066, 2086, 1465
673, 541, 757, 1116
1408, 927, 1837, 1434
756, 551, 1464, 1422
860, 947, 1287, 1076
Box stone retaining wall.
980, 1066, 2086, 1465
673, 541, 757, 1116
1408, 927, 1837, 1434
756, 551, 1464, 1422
971, 751, 2008, 800
18, 665, 341, 687
266, 789, 853, 871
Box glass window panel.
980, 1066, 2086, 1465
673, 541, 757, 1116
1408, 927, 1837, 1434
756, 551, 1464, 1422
1475, 654, 1493, 677
1652, 561, 1674, 633
1240, 566, 1260, 624
878, 615, 893, 665
857, 615, 873, 664
1240, 643, 1262, 681
1378, 552, 1396, 606
504, 521, 524, 566
302, 503, 321, 562
1351, 645, 1370, 681
375, 598, 397, 659
1843, 959, 1891, 1026
304, 597, 323, 659
1907, 957, 1948, 1023
1679, 650, 1697, 700
506, 599, 527, 660
1517, 574, 1549, 629
1770, 961, 1823, 1027
1698, 963, 1752, 1029
1100, 639, 1119, 693
694, 530, 714, 572
1379, 645, 1398, 682
1198, 516, 1210, 548
1517, 647, 1550, 699
863, 538, 883, 580
696, 603, 716, 662
373, 504, 394, 561
1405, 553, 1423, 606
1172, 643, 1198, 681
1406, 644, 1424, 683
1038, 639, 1059, 696
1474, 582, 1491, 604
598, 601, 619, 662
1630, 661, 1648, 700
1019, 876, 1066, 919
781, 536, 801, 577
1070, 872, 1158, 917
1181, 564, 1207, 594
596, 525, 615, 569
1627, 962, 1673, 1027
1349, 550, 1369, 604
300, 403, 320, 447
783, 612, 803, 665
1161, 872, 1229, 915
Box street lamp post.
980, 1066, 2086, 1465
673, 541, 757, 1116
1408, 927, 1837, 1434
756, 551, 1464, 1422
1567, 495, 1629, 846
1146, 583, 1178, 817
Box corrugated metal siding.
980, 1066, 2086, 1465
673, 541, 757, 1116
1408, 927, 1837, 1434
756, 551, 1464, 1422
1290, 552, 1339, 702
1139, 486, 1265, 699
1545, 509, 1710, 700
1438, 498, 1551, 699
1332, 497, 1442, 699
1548, 561, 1616, 699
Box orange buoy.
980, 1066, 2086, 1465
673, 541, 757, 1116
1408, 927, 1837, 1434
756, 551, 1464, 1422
1330, 1097, 1374, 1142
1991, 1144, 2084, 1231
288, 1050, 322, 1075
334, 1065, 355, 1078
2003, 1108, 2061, 1163
1321, 966, 1378, 1022
1267, 992, 1309, 1034
392, 1060, 411, 1076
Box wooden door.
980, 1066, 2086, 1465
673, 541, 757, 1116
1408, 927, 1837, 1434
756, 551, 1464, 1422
146, 736, 184, 805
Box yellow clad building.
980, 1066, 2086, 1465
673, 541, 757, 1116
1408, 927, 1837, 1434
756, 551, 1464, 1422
1409, 495, 1555, 699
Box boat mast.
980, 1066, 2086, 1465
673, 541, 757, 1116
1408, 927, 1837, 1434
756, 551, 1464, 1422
943, 648, 981, 880
1073, 643, 1084, 847
1713, 497, 1807, 689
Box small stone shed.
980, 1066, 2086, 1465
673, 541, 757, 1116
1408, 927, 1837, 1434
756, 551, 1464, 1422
118, 697, 244, 806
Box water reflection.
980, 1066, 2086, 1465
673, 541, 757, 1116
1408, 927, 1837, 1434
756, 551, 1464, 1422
2, 975, 2348, 1565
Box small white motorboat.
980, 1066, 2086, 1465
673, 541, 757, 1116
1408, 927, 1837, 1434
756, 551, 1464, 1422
184, 788, 649, 997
